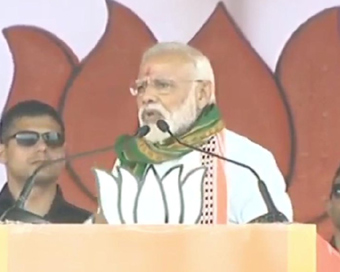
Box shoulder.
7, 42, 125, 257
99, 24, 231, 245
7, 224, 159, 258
63, 201, 91, 217
55, 199, 92, 223
223, 129, 275, 164
222, 128, 287, 191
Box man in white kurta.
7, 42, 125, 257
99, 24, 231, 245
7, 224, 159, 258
93, 42, 293, 225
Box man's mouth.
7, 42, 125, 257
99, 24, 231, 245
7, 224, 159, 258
30, 159, 49, 165
142, 110, 164, 123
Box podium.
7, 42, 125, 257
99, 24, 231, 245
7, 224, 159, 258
0, 224, 339, 272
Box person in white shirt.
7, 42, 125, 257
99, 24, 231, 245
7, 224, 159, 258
91, 42, 293, 225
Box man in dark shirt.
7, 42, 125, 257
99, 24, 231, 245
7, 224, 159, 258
327, 165, 340, 251
0, 100, 91, 223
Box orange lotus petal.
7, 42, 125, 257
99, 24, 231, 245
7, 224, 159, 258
59, 0, 156, 210
189, 3, 294, 181
276, 8, 340, 238
3, 26, 78, 109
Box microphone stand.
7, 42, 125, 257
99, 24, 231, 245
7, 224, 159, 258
0, 126, 150, 223
156, 120, 288, 223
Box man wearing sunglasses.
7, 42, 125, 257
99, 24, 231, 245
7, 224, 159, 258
0, 100, 91, 223
327, 166, 340, 251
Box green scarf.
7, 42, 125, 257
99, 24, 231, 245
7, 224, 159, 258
114, 104, 224, 180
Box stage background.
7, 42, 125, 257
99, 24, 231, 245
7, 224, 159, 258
0, 0, 340, 240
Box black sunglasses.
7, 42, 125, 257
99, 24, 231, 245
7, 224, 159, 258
331, 183, 340, 198
6, 131, 65, 148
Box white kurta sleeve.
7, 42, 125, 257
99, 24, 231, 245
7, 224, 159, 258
226, 131, 293, 224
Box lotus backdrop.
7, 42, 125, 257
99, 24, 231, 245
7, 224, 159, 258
1, 0, 340, 239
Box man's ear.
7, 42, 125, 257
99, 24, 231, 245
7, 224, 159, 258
196, 81, 212, 109
0, 144, 7, 164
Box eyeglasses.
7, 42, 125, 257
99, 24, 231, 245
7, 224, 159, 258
130, 78, 203, 96
331, 183, 340, 198
5, 131, 65, 148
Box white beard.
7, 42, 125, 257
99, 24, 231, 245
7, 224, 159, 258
138, 90, 199, 143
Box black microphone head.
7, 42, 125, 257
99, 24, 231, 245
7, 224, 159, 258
136, 125, 150, 138
156, 120, 169, 132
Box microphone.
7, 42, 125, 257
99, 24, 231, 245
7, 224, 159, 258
0, 125, 150, 223
156, 120, 288, 223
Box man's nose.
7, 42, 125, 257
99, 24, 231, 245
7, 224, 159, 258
35, 139, 48, 152
140, 86, 159, 105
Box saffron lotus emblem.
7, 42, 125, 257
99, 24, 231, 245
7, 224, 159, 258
92, 165, 207, 224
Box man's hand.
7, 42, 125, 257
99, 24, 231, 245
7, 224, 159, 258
83, 207, 108, 224
93, 207, 108, 224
